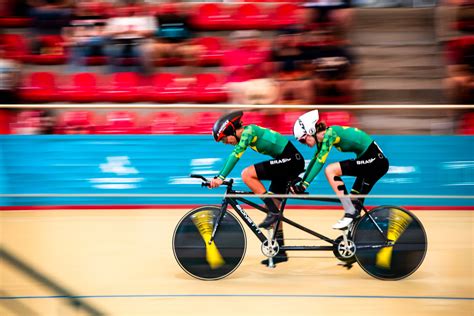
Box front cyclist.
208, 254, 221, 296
291, 109, 389, 229
209, 111, 305, 265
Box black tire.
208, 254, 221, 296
172, 206, 246, 280
333, 235, 357, 264
353, 206, 427, 280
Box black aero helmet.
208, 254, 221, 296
212, 111, 243, 141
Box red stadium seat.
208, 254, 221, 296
192, 36, 226, 67
242, 111, 267, 126
0, 2, 31, 27
269, 3, 300, 30
188, 111, 223, 134
106, 4, 147, 17
0, 17, 31, 27
19, 72, 61, 103
102, 72, 143, 103
147, 111, 186, 134
146, 73, 189, 103
27, 35, 68, 65
272, 111, 307, 135
0, 110, 12, 134
319, 111, 356, 127
0, 33, 29, 62
57, 110, 95, 134
232, 3, 268, 30
97, 111, 142, 134
191, 3, 234, 31
61, 72, 103, 103
84, 56, 108, 66
458, 112, 474, 135
314, 95, 354, 105
188, 73, 228, 104
444, 36, 474, 65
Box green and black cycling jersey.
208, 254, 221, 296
217, 124, 289, 180
301, 125, 373, 188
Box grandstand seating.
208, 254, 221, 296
1, 33, 28, 62
232, 3, 269, 30
102, 72, 144, 103
191, 3, 233, 31
0, 2, 31, 28
0, 16, 31, 28
147, 111, 186, 134
27, 35, 68, 65
192, 36, 226, 67
272, 111, 306, 135
188, 73, 229, 104
268, 3, 300, 30
96, 110, 141, 134
146, 73, 189, 103
57, 110, 95, 134
83, 56, 108, 66
319, 111, 356, 126
19, 72, 61, 103
61, 73, 103, 103
241, 111, 268, 126
444, 35, 474, 65
458, 112, 474, 135
188, 111, 223, 134
314, 95, 354, 105
4, 2, 448, 136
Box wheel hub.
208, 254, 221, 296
261, 239, 279, 257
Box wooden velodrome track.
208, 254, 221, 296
0, 208, 473, 316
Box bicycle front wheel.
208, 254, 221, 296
353, 206, 427, 280
172, 205, 246, 280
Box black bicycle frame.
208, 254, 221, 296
210, 188, 341, 252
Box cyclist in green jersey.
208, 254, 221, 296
291, 110, 389, 229
209, 111, 305, 265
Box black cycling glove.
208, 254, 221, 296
291, 183, 306, 194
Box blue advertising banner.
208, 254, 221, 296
0, 135, 473, 207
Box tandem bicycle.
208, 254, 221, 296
172, 174, 427, 281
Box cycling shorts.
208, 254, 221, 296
255, 142, 305, 194
340, 141, 389, 182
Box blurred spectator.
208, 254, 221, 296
302, 0, 353, 37
301, 29, 360, 103
149, 0, 203, 72
0, 46, 21, 104
27, 0, 73, 35
270, 28, 313, 105
103, 6, 156, 74
62, 1, 108, 72
223, 30, 277, 105
11, 109, 55, 134
445, 40, 474, 103
455, 0, 474, 33
0, 0, 30, 18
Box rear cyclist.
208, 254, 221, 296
291, 109, 389, 229
209, 111, 305, 265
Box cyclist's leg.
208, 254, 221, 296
342, 141, 389, 213
325, 162, 357, 218
241, 165, 280, 214
264, 180, 290, 264
350, 157, 389, 212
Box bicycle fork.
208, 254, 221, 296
209, 198, 228, 244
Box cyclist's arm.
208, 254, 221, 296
301, 129, 338, 188
216, 130, 253, 180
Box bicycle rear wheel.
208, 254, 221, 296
172, 205, 246, 280
353, 206, 427, 280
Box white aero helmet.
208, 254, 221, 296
293, 109, 319, 141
